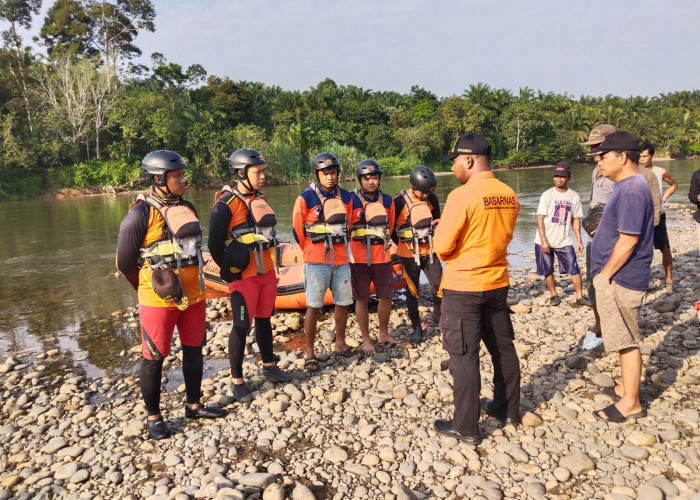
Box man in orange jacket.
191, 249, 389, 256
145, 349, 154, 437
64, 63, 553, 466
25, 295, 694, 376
432, 133, 521, 445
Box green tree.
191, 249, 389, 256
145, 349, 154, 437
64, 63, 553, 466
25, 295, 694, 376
0, 0, 42, 133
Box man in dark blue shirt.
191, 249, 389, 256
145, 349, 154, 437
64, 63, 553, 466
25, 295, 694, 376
590, 131, 654, 423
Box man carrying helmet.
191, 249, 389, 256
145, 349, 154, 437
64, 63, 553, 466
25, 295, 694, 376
292, 152, 362, 371
117, 150, 226, 440
208, 149, 292, 402
350, 159, 401, 355
392, 165, 443, 345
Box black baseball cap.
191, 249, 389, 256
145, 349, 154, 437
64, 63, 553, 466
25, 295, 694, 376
552, 161, 572, 177
588, 131, 640, 155
441, 133, 492, 161
220, 239, 250, 283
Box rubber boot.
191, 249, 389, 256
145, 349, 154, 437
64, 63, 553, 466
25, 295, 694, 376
410, 325, 423, 345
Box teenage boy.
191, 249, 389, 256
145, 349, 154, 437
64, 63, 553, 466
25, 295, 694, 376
349, 160, 401, 355
639, 142, 678, 286
535, 162, 590, 306
208, 148, 292, 402
292, 152, 362, 371
392, 165, 443, 345
117, 150, 226, 440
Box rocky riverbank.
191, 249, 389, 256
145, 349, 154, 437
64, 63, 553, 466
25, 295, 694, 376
1, 204, 698, 500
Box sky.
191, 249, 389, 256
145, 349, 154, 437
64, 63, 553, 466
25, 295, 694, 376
19, 0, 700, 98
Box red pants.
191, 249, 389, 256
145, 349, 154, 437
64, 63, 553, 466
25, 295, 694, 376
139, 300, 206, 360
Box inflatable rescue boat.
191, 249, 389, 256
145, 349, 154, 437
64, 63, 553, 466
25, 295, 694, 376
203, 242, 406, 309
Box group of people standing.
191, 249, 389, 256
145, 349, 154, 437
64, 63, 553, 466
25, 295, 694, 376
116, 125, 683, 443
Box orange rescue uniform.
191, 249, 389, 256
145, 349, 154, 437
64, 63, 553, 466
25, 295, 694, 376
349, 190, 395, 264
393, 190, 440, 259
433, 171, 520, 291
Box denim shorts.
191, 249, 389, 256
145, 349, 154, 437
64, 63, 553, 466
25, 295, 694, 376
304, 263, 353, 308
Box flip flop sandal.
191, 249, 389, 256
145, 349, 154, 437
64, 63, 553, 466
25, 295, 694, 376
304, 356, 320, 372
593, 404, 645, 423
333, 346, 358, 358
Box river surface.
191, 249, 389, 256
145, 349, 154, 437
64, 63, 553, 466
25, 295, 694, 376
1, 159, 698, 377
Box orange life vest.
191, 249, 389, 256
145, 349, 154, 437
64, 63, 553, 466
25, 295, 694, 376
304, 183, 351, 264
351, 189, 390, 266
215, 185, 277, 275
396, 189, 435, 264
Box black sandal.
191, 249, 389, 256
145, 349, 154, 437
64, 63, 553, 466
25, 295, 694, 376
304, 356, 320, 372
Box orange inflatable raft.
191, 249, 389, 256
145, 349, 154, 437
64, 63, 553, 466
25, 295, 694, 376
203, 242, 406, 310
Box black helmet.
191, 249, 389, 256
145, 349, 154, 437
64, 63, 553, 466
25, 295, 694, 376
312, 152, 340, 171
228, 148, 266, 174
409, 165, 437, 193
356, 159, 382, 179
141, 150, 186, 184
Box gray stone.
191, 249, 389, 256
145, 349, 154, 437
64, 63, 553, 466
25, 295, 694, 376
488, 452, 513, 469
319, 329, 336, 342
69, 469, 89, 484
635, 485, 664, 500
391, 483, 418, 500
559, 451, 595, 476
237, 473, 278, 488
323, 446, 348, 464
523, 482, 546, 497
591, 373, 616, 387
262, 483, 285, 500
54, 462, 80, 481
620, 445, 649, 461
344, 463, 369, 475
565, 355, 588, 370
292, 483, 316, 500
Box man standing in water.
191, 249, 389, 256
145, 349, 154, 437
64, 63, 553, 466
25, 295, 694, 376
349, 159, 401, 355
432, 133, 521, 444
292, 152, 362, 372
590, 132, 654, 422
117, 150, 226, 440
639, 142, 678, 287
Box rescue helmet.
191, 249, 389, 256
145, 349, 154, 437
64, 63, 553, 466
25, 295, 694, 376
141, 150, 186, 184
312, 152, 340, 171
228, 148, 266, 176
356, 159, 382, 180
409, 165, 437, 193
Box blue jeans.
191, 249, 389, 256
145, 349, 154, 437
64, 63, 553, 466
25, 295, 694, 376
303, 263, 353, 308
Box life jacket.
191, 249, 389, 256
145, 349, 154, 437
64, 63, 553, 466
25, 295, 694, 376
396, 189, 435, 265
351, 188, 390, 266
131, 193, 204, 302
304, 183, 351, 265
215, 185, 277, 275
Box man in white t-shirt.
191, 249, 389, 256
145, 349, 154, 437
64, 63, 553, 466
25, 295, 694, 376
535, 162, 591, 307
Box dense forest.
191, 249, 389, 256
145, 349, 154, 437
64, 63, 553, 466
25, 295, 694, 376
2, 0, 700, 200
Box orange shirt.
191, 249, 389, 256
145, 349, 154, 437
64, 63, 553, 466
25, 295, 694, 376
138, 206, 204, 307
433, 171, 519, 292
223, 193, 275, 279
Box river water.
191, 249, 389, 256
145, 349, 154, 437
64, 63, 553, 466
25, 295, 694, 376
1, 159, 698, 377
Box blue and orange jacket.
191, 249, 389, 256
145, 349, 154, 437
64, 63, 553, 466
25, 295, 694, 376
349, 190, 395, 264
292, 184, 362, 265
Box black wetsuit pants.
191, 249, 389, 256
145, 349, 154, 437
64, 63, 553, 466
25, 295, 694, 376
400, 254, 443, 327
141, 345, 203, 416
228, 291, 275, 378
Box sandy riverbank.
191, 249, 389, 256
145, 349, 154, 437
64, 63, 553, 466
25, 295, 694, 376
0, 204, 698, 500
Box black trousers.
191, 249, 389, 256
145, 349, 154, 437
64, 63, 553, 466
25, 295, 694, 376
440, 287, 520, 436
400, 254, 443, 327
